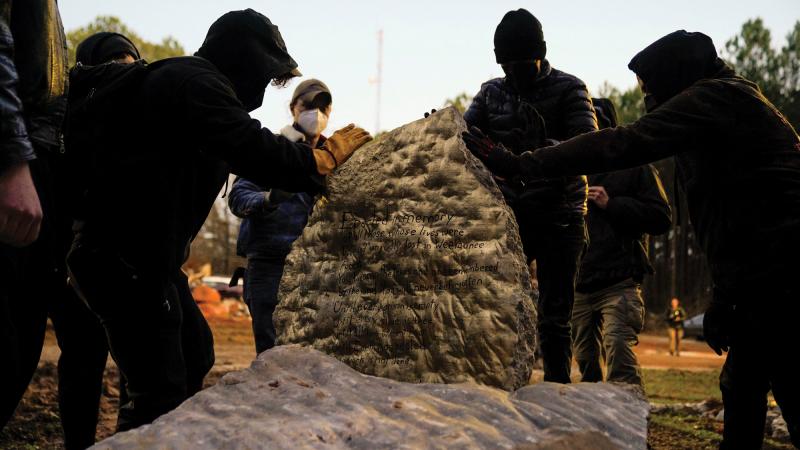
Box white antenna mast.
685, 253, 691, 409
375, 29, 383, 134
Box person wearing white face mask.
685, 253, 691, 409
228, 79, 334, 354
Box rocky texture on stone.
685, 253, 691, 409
91, 345, 649, 450
274, 107, 537, 390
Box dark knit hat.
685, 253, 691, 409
75, 32, 140, 65
494, 9, 546, 63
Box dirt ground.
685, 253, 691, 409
0, 320, 789, 449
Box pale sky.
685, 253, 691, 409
60, 0, 799, 135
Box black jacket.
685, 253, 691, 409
0, 0, 67, 173
577, 165, 672, 292
522, 65, 800, 295
464, 60, 596, 219
72, 57, 323, 279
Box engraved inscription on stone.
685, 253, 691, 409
275, 107, 536, 390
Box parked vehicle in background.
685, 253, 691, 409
683, 313, 705, 340
202, 275, 244, 300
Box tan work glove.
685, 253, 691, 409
313, 124, 372, 175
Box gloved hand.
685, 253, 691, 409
424, 109, 437, 118
315, 124, 372, 175
462, 126, 521, 178
703, 298, 734, 356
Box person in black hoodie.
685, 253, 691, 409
463, 8, 597, 383
464, 30, 799, 449
65, 9, 371, 431
571, 98, 671, 386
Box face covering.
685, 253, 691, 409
297, 109, 329, 136
502, 61, 540, 93
644, 94, 660, 113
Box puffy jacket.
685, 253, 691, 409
228, 125, 319, 258
522, 64, 800, 295
576, 165, 672, 293
0, 0, 67, 173
464, 59, 596, 219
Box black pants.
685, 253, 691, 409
66, 243, 214, 432
0, 155, 63, 430
515, 212, 586, 383
49, 282, 109, 450
719, 293, 799, 449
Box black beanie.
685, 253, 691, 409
494, 9, 546, 63
76, 32, 140, 66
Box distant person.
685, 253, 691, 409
463, 8, 597, 383
665, 297, 687, 357
463, 29, 799, 449
0, 0, 67, 430
571, 98, 672, 386
64, 9, 370, 431
229, 79, 333, 354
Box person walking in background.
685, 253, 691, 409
463, 8, 597, 383
665, 297, 687, 356
571, 98, 672, 386
228, 79, 333, 354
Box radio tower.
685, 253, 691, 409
374, 29, 383, 135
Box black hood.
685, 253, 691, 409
628, 30, 725, 105
591, 98, 618, 129
76, 32, 140, 66
195, 9, 300, 112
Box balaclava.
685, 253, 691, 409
195, 9, 300, 112
628, 30, 724, 112
75, 32, 140, 66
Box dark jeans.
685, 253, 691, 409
66, 242, 214, 432
515, 212, 587, 383
719, 291, 799, 449
244, 256, 286, 354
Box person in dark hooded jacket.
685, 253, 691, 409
571, 98, 671, 386
464, 30, 800, 449
462, 8, 596, 384
65, 9, 371, 431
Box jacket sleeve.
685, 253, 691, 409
520, 82, 727, 177
0, 14, 36, 175
560, 78, 598, 140
463, 85, 488, 131
181, 72, 324, 194
603, 165, 672, 236
227, 177, 274, 218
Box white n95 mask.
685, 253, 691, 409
297, 109, 329, 136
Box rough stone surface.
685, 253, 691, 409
275, 107, 537, 390
91, 345, 649, 450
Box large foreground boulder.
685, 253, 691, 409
275, 107, 537, 390
92, 345, 649, 450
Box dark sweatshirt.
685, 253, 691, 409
520, 66, 800, 294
